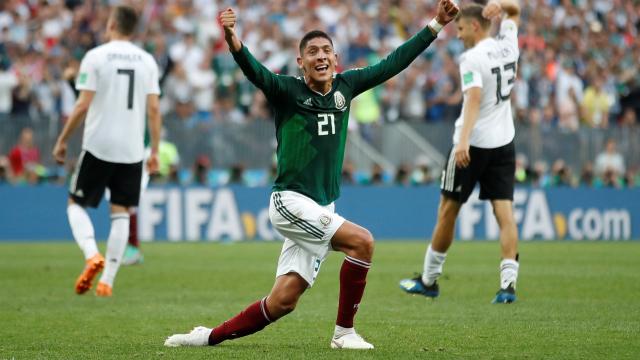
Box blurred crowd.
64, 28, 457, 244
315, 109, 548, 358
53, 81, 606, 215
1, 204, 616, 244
0, 0, 638, 188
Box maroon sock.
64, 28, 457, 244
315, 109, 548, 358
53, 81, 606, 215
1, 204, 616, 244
208, 297, 273, 345
336, 256, 371, 328
128, 212, 139, 247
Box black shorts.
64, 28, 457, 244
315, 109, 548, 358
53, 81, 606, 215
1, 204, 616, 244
440, 141, 515, 204
69, 151, 143, 208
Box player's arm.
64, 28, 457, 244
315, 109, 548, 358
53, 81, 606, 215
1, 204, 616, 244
483, 0, 520, 26
146, 94, 161, 173
454, 87, 482, 168
52, 90, 94, 164
219, 8, 283, 98
342, 0, 459, 96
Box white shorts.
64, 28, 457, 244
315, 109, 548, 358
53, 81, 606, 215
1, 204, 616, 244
269, 190, 346, 287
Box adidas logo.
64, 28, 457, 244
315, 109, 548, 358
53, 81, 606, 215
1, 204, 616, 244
303, 98, 312, 106
75, 189, 84, 197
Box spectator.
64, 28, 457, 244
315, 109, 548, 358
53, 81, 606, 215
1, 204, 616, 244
594, 139, 625, 177
555, 60, 583, 132
411, 157, 433, 186
581, 75, 611, 128
394, 163, 411, 186
579, 162, 595, 187
550, 159, 574, 187
367, 163, 385, 186
193, 154, 211, 186
0, 155, 13, 184
0, 52, 17, 122
8, 127, 40, 179
341, 161, 355, 185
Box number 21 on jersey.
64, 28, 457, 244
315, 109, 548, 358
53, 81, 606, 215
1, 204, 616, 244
317, 113, 336, 136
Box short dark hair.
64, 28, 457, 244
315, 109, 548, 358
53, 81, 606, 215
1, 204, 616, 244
299, 30, 334, 54
112, 5, 138, 36
456, 4, 491, 30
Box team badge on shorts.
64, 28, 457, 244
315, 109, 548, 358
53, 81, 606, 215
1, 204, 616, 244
334, 91, 346, 110
319, 214, 333, 227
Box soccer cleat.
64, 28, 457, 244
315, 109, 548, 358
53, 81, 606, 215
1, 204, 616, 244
75, 253, 105, 295
492, 284, 517, 304
399, 276, 439, 298
96, 282, 112, 297
331, 332, 374, 350
122, 245, 144, 266
164, 326, 212, 347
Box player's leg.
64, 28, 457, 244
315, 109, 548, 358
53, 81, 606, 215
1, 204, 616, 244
122, 206, 143, 265
96, 160, 143, 296
480, 141, 518, 303
123, 152, 148, 265
96, 204, 129, 297
67, 151, 109, 294
330, 221, 375, 349
400, 145, 480, 297
492, 199, 519, 300
164, 272, 307, 347
165, 191, 331, 347
425, 195, 461, 282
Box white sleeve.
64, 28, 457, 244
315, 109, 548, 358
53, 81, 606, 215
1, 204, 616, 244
76, 51, 98, 91
459, 54, 483, 92
499, 19, 519, 49
147, 57, 161, 95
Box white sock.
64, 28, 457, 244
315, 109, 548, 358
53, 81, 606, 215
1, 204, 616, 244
67, 203, 98, 260
334, 325, 355, 337
422, 244, 447, 286
99, 213, 130, 287
500, 259, 519, 289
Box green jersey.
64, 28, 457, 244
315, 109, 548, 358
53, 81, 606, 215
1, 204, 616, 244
232, 28, 436, 205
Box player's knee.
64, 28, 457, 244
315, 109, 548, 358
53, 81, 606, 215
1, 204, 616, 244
353, 228, 375, 260
270, 295, 299, 317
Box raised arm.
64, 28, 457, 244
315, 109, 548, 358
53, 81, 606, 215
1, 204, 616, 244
220, 8, 242, 53
342, 0, 459, 97
219, 8, 284, 99
482, 0, 520, 26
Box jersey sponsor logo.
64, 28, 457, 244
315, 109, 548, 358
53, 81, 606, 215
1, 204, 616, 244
334, 91, 346, 110
303, 98, 313, 106
319, 214, 332, 227
77, 73, 88, 85
463, 71, 474, 86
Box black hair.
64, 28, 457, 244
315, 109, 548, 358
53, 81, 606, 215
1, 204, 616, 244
299, 30, 334, 54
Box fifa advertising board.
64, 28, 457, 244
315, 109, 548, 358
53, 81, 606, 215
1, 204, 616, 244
0, 186, 638, 241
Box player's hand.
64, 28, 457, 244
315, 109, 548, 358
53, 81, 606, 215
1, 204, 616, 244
219, 8, 236, 32
52, 141, 67, 165
147, 153, 159, 174
482, 0, 502, 20
435, 0, 460, 25
454, 141, 471, 168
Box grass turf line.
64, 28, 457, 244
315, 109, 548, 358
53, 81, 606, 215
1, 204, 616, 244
1, 241, 639, 359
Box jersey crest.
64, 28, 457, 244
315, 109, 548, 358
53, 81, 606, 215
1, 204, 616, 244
334, 91, 346, 110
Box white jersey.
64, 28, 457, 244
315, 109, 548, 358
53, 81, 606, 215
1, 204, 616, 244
453, 19, 519, 149
76, 40, 160, 163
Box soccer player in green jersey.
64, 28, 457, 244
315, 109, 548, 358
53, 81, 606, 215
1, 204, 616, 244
165, 0, 459, 350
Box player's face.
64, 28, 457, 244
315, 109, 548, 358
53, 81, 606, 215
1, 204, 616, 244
456, 18, 477, 49
298, 37, 338, 85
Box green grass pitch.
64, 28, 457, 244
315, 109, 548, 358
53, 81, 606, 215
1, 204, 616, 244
1, 241, 639, 359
